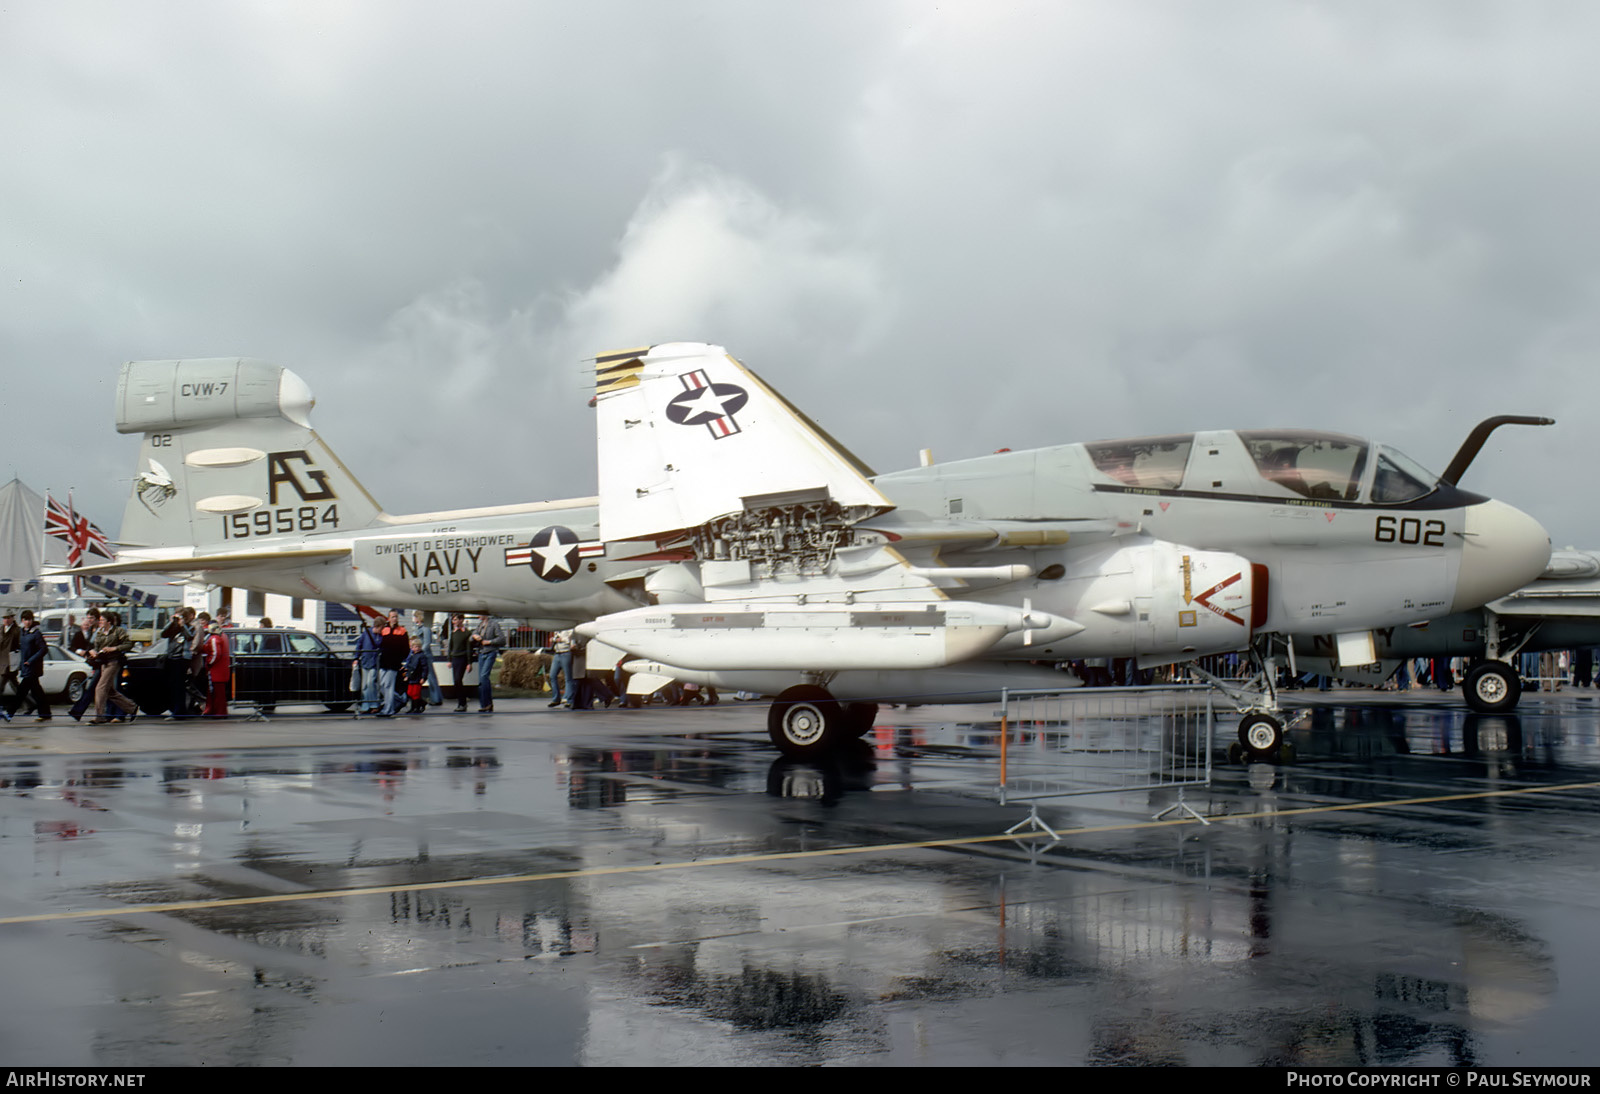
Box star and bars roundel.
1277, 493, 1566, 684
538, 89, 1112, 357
665, 369, 748, 439
506, 526, 583, 582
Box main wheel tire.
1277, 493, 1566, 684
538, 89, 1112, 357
66, 674, 86, 703
768, 685, 842, 758
1464, 660, 1521, 714
843, 702, 879, 738
1237, 713, 1284, 757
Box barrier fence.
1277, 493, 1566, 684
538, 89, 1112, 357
997, 685, 1216, 831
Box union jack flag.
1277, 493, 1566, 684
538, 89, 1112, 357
45, 494, 114, 568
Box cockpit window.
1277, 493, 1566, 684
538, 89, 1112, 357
1085, 434, 1194, 490
1236, 431, 1368, 502
1370, 446, 1438, 505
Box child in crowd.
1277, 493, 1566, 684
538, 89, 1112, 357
402, 638, 431, 714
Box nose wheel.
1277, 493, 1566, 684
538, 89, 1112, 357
1237, 712, 1284, 758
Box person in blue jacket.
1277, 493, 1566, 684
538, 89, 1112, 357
13, 610, 50, 722
355, 620, 382, 714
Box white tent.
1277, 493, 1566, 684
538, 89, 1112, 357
0, 478, 69, 606
0, 479, 162, 608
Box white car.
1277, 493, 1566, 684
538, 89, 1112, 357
33, 644, 91, 703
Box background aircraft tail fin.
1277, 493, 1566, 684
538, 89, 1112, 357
116, 358, 384, 548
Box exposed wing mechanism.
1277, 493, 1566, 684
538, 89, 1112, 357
585, 343, 1094, 668
594, 343, 892, 545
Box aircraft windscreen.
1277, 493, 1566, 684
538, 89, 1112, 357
1237, 431, 1368, 502
1371, 446, 1439, 505
1085, 435, 1194, 490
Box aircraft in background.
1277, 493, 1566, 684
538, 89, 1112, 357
61, 358, 664, 627
1296, 547, 1600, 712
576, 343, 1552, 757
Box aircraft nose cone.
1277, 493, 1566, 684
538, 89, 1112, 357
1450, 499, 1551, 613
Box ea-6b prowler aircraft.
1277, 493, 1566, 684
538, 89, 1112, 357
74, 348, 1550, 759
69, 358, 661, 626
575, 343, 1552, 757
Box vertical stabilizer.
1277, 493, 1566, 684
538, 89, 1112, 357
116, 358, 384, 548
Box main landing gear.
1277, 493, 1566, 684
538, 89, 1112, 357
767, 684, 878, 758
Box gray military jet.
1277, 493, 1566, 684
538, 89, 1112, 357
65, 358, 654, 627
577, 343, 1551, 758
71, 348, 1551, 759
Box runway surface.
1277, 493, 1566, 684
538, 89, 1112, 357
0, 688, 1597, 1066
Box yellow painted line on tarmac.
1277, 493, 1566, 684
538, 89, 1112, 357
3, 779, 1597, 927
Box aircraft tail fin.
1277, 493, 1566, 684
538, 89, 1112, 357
116, 358, 384, 548
592, 343, 891, 543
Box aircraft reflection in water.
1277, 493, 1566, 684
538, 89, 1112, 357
74, 346, 1550, 758
7, 743, 1557, 1066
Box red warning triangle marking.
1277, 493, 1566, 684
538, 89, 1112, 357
1194, 571, 1245, 626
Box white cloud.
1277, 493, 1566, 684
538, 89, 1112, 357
553, 158, 887, 366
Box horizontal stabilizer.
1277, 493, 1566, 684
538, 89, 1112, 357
51, 545, 352, 578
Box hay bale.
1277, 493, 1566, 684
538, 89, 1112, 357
498, 649, 547, 691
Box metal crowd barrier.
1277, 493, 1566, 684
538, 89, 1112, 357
997, 685, 1216, 835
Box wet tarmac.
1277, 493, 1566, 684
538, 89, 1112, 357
1, 688, 1599, 1066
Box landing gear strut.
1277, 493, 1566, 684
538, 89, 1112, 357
1190, 635, 1293, 762
1460, 609, 1533, 714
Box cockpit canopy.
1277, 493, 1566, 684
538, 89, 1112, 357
1085, 431, 1440, 505
1236, 431, 1366, 502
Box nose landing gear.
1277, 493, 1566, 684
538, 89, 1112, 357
1237, 711, 1285, 757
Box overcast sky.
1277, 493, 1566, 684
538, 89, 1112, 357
3, 1, 1597, 550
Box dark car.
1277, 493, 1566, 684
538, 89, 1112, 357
121, 628, 357, 715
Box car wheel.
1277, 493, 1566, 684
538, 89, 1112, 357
66, 673, 86, 703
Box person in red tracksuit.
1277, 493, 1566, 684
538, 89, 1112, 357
201, 621, 231, 717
